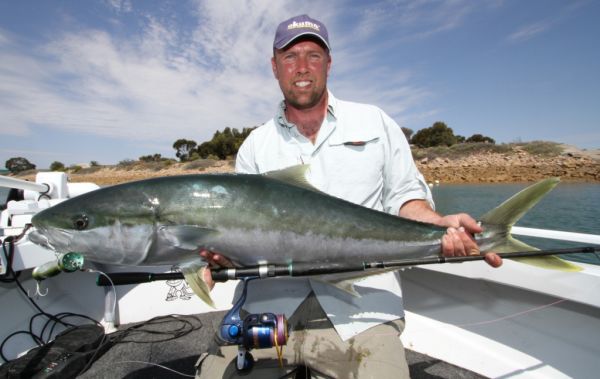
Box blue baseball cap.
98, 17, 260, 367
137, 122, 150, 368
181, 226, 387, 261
273, 14, 330, 51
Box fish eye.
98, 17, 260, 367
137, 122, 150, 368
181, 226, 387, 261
73, 215, 89, 230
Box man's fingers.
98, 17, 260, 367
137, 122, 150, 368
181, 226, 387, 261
202, 265, 215, 291
458, 213, 483, 234
449, 228, 466, 256
211, 253, 234, 268
442, 234, 454, 256
485, 253, 503, 268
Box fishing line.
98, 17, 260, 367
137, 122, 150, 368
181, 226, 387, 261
455, 298, 567, 328
77, 268, 118, 375
85, 268, 117, 321
399, 298, 570, 337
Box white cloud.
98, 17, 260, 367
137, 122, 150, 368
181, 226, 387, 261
0, 0, 442, 153
507, 21, 551, 43
105, 0, 132, 14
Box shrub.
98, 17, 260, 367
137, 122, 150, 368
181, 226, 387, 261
184, 159, 218, 171
50, 161, 66, 171
515, 141, 563, 157
466, 134, 495, 144
5, 157, 36, 174
411, 122, 458, 148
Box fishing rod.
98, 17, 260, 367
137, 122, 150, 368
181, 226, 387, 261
95, 246, 600, 286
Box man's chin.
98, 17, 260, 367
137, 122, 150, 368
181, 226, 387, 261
286, 91, 326, 110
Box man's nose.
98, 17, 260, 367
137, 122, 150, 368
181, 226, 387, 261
295, 56, 309, 74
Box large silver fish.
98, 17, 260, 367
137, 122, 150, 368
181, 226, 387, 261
29, 166, 580, 305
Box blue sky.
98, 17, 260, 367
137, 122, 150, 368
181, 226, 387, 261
1, 0, 598, 169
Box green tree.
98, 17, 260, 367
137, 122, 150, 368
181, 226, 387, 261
173, 139, 197, 162
139, 154, 163, 162
50, 161, 66, 171
196, 126, 256, 159
411, 122, 457, 147
5, 157, 36, 174
197, 141, 216, 159
466, 134, 495, 144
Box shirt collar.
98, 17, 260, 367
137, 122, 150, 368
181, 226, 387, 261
276, 90, 337, 129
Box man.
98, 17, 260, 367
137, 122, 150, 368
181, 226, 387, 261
197, 14, 502, 378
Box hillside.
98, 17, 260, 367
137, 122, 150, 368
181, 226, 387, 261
13, 142, 600, 185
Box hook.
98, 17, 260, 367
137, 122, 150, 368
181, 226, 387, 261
28, 281, 49, 298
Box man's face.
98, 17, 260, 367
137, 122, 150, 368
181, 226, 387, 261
271, 39, 331, 110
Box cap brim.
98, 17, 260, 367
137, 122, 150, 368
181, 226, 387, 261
275, 32, 330, 50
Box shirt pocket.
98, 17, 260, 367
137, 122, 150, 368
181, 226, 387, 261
318, 137, 384, 203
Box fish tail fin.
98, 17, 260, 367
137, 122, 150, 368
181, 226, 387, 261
180, 260, 216, 308
480, 178, 582, 272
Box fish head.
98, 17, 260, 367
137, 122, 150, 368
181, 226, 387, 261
30, 185, 157, 264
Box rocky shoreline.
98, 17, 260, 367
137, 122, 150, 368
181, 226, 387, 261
417, 147, 600, 184
14, 144, 600, 186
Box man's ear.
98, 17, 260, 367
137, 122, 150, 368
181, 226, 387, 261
271, 56, 279, 79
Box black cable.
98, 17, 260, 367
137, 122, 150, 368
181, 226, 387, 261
110, 314, 203, 344
0, 234, 103, 363
0, 236, 19, 282
0, 331, 44, 362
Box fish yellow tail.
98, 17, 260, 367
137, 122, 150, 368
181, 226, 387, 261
480, 178, 582, 272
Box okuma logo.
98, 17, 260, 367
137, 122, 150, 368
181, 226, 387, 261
288, 20, 320, 32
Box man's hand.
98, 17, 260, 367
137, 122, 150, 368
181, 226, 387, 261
437, 213, 502, 268
399, 200, 502, 268
199, 249, 234, 290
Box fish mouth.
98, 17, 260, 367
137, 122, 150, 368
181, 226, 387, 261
28, 227, 73, 252
28, 229, 51, 249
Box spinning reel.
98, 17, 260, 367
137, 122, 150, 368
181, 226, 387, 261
218, 278, 289, 371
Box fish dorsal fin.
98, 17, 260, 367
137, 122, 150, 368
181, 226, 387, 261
480, 178, 560, 227
263, 164, 320, 192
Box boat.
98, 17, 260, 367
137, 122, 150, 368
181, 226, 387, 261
1, 172, 599, 378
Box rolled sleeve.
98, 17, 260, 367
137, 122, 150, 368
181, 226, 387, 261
380, 112, 434, 215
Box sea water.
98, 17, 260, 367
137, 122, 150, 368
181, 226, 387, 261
431, 182, 600, 265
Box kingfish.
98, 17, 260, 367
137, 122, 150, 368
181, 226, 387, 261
29, 166, 580, 305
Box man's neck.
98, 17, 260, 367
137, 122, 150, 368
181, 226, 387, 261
285, 92, 328, 144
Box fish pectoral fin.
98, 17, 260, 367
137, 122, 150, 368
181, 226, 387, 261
180, 260, 215, 308
158, 225, 219, 250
